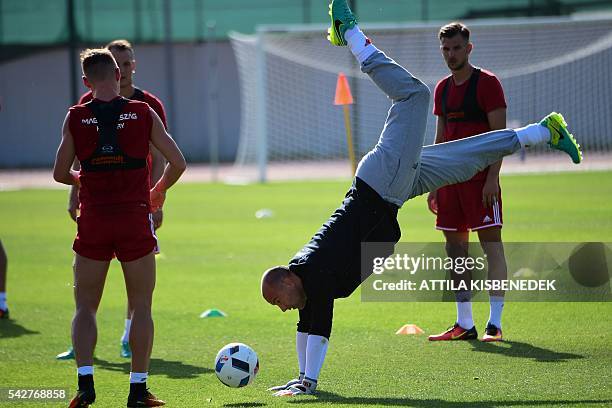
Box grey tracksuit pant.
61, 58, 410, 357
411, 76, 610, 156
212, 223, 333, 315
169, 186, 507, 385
355, 50, 521, 207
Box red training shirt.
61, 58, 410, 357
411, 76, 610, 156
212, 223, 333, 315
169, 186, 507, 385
433, 69, 506, 180
79, 88, 167, 129
68, 97, 153, 213
79, 88, 167, 186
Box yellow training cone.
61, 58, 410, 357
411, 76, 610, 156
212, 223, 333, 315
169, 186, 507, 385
396, 324, 424, 335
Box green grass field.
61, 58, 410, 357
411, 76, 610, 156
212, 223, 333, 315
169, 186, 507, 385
1, 171, 612, 407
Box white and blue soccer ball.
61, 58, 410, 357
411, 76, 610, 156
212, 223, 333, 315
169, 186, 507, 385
214, 342, 259, 388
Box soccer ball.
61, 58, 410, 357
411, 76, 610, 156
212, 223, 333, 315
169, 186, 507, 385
214, 342, 259, 388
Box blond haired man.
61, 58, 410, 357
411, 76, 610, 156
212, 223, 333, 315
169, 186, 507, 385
54, 48, 185, 407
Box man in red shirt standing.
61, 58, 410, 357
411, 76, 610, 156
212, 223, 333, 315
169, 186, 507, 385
58, 39, 168, 360
53, 48, 186, 407
70, 39, 168, 227
428, 22, 507, 342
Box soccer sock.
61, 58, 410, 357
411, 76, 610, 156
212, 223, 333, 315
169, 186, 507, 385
121, 319, 132, 343
0, 292, 7, 310
77, 372, 95, 400
345, 26, 377, 64
296, 331, 308, 378
129, 372, 148, 384
77, 366, 94, 377
129, 372, 148, 397
77, 374, 94, 389
488, 296, 504, 328
455, 291, 474, 329
515, 123, 550, 148
304, 335, 329, 383
129, 382, 147, 398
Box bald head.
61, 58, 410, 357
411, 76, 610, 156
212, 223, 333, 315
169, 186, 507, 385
261, 266, 307, 311
261, 266, 290, 302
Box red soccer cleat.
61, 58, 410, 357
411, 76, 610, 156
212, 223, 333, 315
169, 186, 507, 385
481, 323, 503, 342
428, 323, 478, 341
68, 390, 95, 408
127, 389, 165, 407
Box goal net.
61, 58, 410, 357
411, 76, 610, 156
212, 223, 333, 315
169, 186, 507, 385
230, 16, 612, 181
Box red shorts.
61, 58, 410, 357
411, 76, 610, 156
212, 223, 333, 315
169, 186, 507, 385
73, 210, 157, 262
436, 180, 503, 232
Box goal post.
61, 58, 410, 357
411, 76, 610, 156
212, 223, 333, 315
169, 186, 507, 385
230, 16, 612, 182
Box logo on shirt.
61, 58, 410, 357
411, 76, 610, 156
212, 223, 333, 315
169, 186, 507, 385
447, 111, 466, 120
80, 112, 137, 126
483, 215, 492, 223
81, 117, 98, 125
119, 112, 138, 121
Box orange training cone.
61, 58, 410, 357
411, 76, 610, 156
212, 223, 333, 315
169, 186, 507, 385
334, 72, 354, 105
396, 324, 424, 335
334, 72, 356, 173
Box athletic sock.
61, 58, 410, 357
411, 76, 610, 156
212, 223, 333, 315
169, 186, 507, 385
121, 319, 131, 343
129, 382, 147, 398
77, 373, 93, 389
488, 296, 504, 328
77, 366, 94, 377
345, 26, 377, 64
515, 123, 550, 148
129, 373, 148, 398
455, 291, 474, 329
129, 372, 148, 384
77, 373, 95, 402
0, 292, 7, 310
296, 331, 307, 378
304, 335, 329, 382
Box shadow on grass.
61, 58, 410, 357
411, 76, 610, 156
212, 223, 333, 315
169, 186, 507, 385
469, 340, 583, 362
0, 318, 39, 339
223, 403, 267, 407
288, 391, 611, 407
94, 357, 212, 379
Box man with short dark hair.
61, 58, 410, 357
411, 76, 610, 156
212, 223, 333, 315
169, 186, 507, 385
261, 0, 581, 397
427, 22, 509, 342
54, 47, 186, 407
58, 39, 169, 361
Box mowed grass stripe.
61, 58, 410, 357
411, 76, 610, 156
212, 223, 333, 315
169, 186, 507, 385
0, 171, 611, 407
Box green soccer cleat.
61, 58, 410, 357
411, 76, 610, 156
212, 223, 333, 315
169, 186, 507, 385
56, 346, 75, 360
120, 341, 132, 358
327, 0, 357, 46
540, 112, 583, 164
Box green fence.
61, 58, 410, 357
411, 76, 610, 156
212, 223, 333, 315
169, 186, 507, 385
1, 0, 611, 45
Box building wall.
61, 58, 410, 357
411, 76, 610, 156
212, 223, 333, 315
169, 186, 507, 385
0, 42, 240, 167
